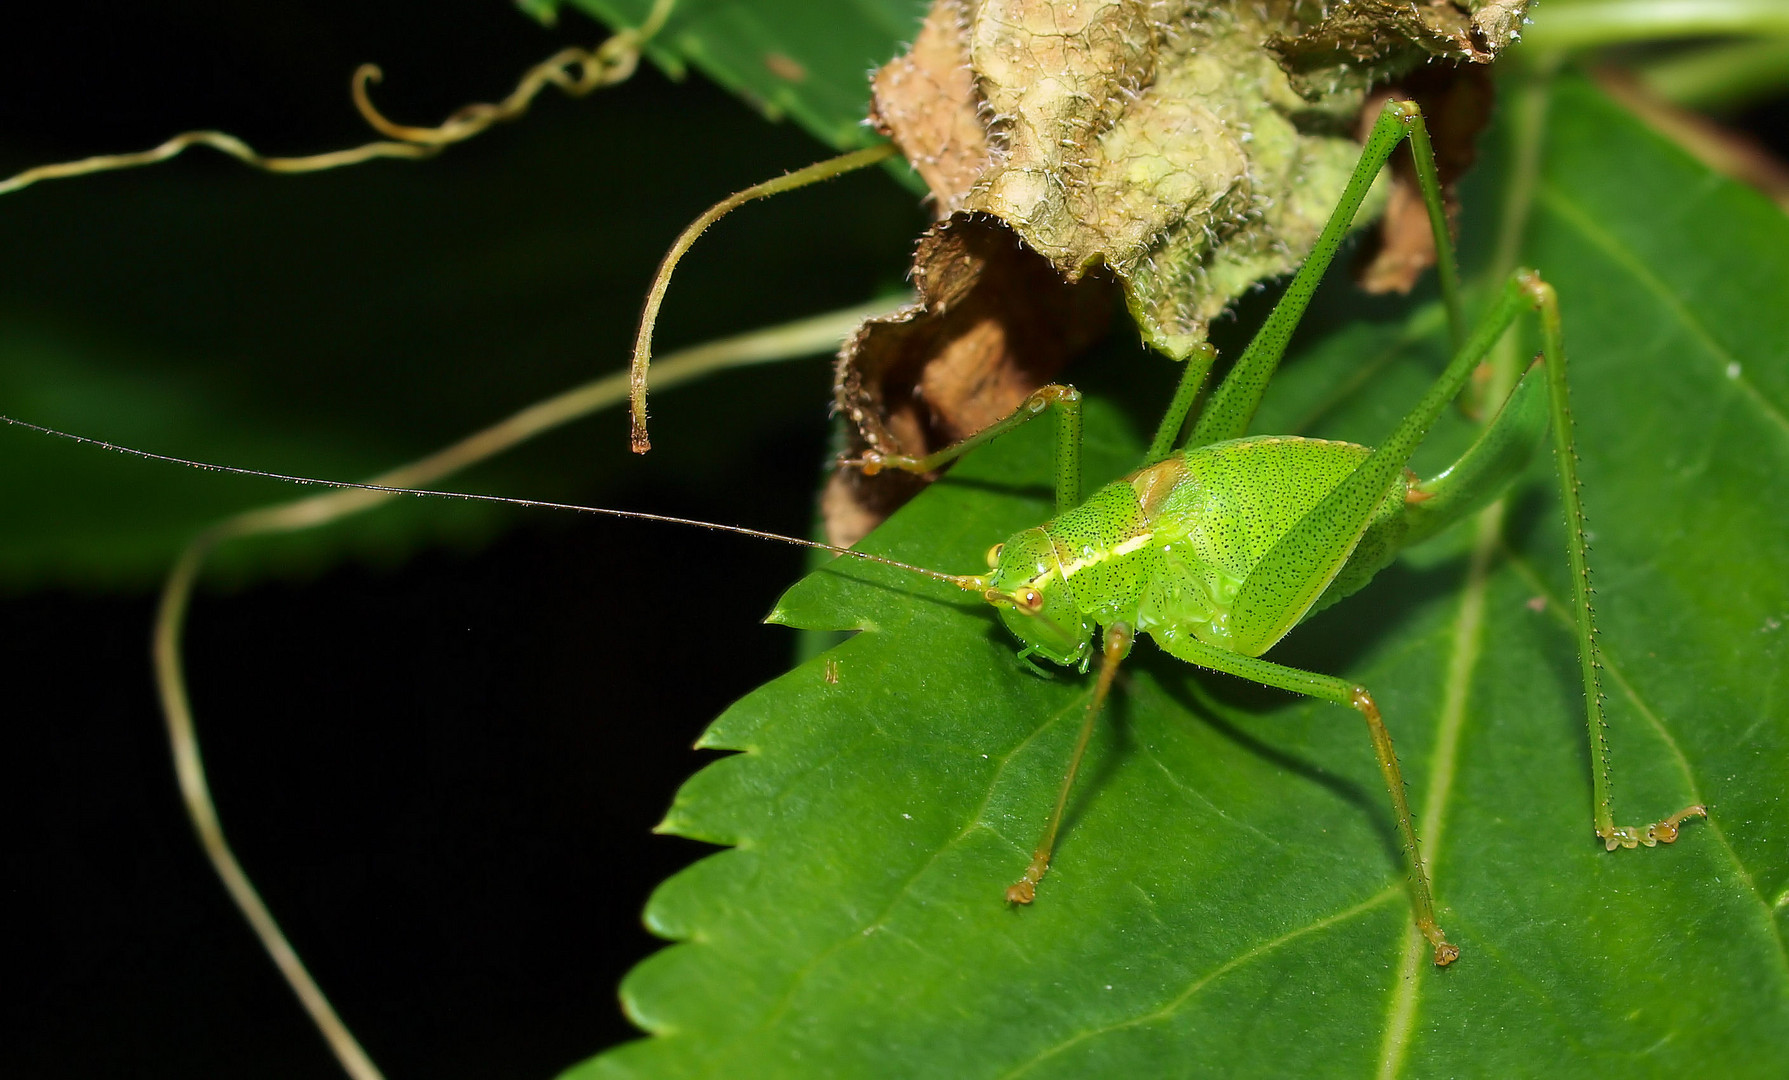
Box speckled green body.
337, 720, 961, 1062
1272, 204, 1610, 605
986, 435, 1411, 667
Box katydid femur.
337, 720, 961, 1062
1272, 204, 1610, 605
837, 97, 1705, 967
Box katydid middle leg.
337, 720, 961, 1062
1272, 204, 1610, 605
1150, 629, 1460, 966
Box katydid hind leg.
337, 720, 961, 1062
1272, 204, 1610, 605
1398, 357, 1549, 550
1226, 275, 1536, 656
1522, 277, 1706, 849
1008, 623, 1133, 904
1186, 99, 1464, 450
1307, 358, 1549, 615
1150, 629, 1458, 965
1237, 272, 1704, 852
1201, 105, 1514, 656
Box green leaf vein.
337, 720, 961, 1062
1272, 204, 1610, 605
996, 887, 1402, 1080
1536, 182, 1789, 440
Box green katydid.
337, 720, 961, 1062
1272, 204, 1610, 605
4, 98, 1708, 992
827, 96, 1706, 967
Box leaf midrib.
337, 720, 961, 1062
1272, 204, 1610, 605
1375, 501, 1502, 1079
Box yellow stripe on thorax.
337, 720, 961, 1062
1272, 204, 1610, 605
1055, 531, 1153, 580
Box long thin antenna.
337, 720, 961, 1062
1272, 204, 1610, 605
2, 415, 983, 591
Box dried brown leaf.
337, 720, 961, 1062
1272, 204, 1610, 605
832, 0, 1529, 538
827, 215, 1110, 546
1270, 0, 1504, 83
1358, 64, 1495, 294
868, 0, 989, 211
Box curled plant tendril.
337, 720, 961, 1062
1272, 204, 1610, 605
351, 0, 676, 147
0, 129, 437, 198
0, 0, 676, 198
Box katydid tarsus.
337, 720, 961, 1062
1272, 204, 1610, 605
9, 98, 1707, 989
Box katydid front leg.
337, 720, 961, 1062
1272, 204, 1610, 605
841, 383, 1085, 514
841, 381, 1137, 905
1006, 623, 1133, 905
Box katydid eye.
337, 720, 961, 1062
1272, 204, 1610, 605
1020, 589, 1044, 612
986, 543, 1004, 567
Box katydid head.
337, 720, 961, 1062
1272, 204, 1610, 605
978, 528, 1093, 669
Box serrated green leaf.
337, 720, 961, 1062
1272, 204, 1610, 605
567, 76, 1789, 1077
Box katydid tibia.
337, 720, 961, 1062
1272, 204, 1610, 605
7, 101, 1706, 983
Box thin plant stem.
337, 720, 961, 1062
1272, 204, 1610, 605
149, 295, 899, 1079
1634, 36, 1789, 110
1520, 0, 1789, 51
0, 0, 675, 199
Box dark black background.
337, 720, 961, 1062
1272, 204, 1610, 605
3, 4, 1785, 1079
1, 3, 922, 1078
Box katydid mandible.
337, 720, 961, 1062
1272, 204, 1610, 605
842, 97, 1705, 967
